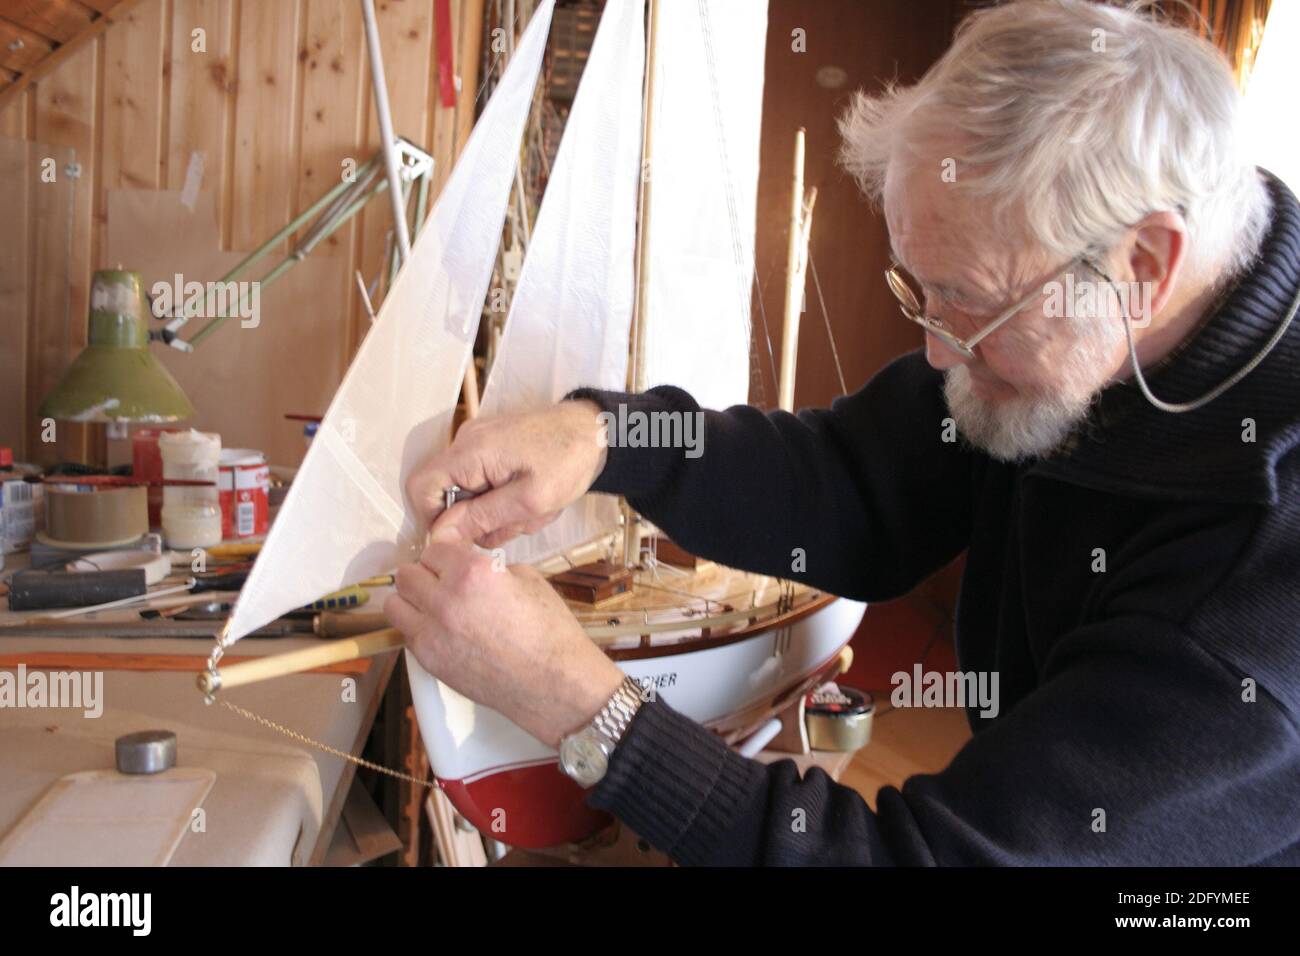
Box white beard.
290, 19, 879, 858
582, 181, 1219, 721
943, 318, 1125, 462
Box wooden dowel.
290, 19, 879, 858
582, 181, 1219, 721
198, 628, 405, 696
778, 128, 807, 413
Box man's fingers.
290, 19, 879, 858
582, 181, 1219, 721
406, 447, 491, 529
477, 523, 527, 549
394, 560, 444, 614
383, 591, 425, 638
418, 539, 479, 581
433, 482, 540, 545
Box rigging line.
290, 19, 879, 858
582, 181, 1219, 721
471, 0, 527, 116
219, 699, 434, 787
752, 265, 780, 407
629, 579, 722, 614
697, 0, 760, 379
808, 253, 848, 397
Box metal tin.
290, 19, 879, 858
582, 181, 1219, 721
115, 730, 178, 774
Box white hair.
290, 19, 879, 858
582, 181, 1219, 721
838, 0, 1271, 280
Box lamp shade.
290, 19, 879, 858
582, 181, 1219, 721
40, 270, 195, 423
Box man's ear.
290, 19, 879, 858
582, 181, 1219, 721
1127, 210, 1187, 319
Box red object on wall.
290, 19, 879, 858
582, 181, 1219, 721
435, 0, 457, 109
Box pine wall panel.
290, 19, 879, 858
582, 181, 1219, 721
0, 0, 476, 462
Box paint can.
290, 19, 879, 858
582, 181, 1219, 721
219, 449, 269, 539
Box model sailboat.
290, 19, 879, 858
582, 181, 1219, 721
207, 0, 866, 849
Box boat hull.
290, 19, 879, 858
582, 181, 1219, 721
408, 593, 866, 848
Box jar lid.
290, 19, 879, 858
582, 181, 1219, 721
219, 448, 265, 466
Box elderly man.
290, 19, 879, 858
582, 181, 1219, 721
385, 0, 1300, 865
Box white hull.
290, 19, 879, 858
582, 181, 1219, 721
408, 593, 866, 846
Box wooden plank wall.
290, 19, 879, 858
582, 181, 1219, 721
752, 0, 955, 410
0, 0, 478, 462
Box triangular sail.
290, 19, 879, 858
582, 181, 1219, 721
479, 0, 646, 565
222, 0, 556, 645
642, 0, 768, 410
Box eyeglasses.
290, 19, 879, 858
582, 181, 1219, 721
885, 256, 1090, 358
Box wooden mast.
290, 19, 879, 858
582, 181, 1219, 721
778, 128, 814, 413
621, 0, 662, 568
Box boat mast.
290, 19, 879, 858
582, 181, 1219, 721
621, 0, 662, 568
778, 128, 815, 412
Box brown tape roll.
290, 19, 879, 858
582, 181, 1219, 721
41, 487, 148, 548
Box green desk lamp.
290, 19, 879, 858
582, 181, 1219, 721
40, 270, 195, 423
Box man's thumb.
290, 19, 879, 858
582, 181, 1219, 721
427, 519, 465, 545
436, 486, 528, 544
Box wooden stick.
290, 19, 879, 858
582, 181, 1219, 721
198, 627, 405, 696
622, 0, 663, 568
455, 0, 486, 420
778, 128, 807, 412
1, 652, 371, 677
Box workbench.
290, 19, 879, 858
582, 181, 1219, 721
0, 558, 400, 866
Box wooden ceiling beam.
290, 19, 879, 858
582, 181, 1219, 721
0, 0, 143, 113
0, 16, 53, 73
0, 0, 97, 45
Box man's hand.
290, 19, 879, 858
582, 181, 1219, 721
384, 535, 626, 747
406, 400, 609, 549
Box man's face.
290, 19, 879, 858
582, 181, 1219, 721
883, 162, 1130, 461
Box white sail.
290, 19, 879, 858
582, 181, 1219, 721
479, 0, 646, 565
642, 0, 767, 410
222, 0, 556, 644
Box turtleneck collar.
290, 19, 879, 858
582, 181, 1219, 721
1029, 170, 1300, 505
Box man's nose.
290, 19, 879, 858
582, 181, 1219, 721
924, 332, 972, 370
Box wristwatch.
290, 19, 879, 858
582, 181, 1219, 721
558, 676, 645, 788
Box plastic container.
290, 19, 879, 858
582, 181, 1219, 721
133, 427, 182, 528
159, 430, 222, 549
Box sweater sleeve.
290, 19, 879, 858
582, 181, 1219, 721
568, 352, 975, 601
590, 613, 1300, 865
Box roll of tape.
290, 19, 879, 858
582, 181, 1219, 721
41, 487, 148, 548
805, 684, 875, 752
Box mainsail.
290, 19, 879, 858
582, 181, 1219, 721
641, 0, 767, 411
221, 0, 556, 645
479, 0, 646, 565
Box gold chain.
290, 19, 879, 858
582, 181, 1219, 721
218, 699, 435, 787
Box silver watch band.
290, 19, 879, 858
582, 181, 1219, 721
591, 676, 645, 748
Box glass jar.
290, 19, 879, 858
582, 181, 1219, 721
159, 430, 222, 549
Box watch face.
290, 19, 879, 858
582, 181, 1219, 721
560, 732, 608, 788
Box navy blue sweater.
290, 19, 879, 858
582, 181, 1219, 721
576, 172, 1300, 865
